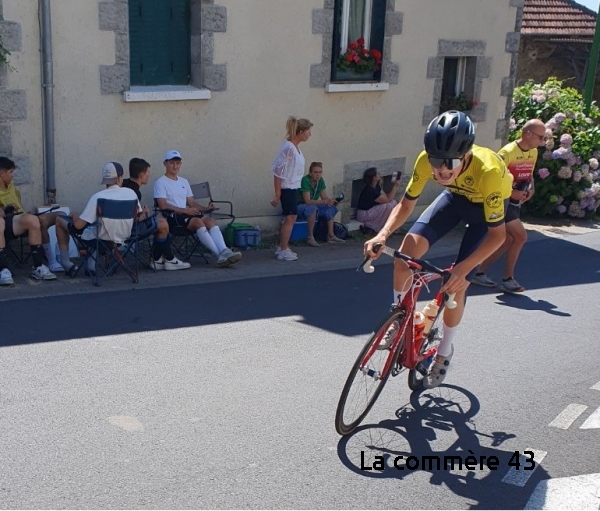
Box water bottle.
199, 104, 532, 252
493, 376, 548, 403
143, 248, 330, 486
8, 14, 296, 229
421, 299, 439, 336
414, 311, 425, 343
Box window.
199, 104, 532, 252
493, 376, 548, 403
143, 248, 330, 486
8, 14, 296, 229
128, 0, 191, 86
440, 57, 477, 113
331, 0, 386, 82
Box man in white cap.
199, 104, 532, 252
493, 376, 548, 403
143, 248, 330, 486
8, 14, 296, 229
54, 161, 141, 275
153, 150, 241, 267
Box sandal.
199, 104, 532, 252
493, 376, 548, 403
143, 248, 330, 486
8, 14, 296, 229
307, 237, 320, 247
66, 264, 80, 278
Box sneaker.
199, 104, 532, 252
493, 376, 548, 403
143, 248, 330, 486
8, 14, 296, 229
226, 249, 242, 266
423, 345, 453, 389
163, 257, 191, 271
277, 248, 298, 261
307, 237, 320, 247
275, 246, 297, 258
328, 235, 345, 243
501, 277, 525, 293
470, 273, 496, 288
48, 261, 65, 272
151, 258, 165, 271
0, 268, 14, 286
217, 249, 235, 267
31, 264, 57, 281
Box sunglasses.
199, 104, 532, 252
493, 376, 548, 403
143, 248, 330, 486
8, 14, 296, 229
427, 156, 462, 170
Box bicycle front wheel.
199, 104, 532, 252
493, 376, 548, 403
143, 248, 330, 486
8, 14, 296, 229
335, 309, 406, 436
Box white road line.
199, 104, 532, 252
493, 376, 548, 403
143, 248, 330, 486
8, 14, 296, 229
580, 406, 600, 430
591, 381, 600, 391
524, 473, 600, 510
548, 404, 588, 429
501, 448, 546, 487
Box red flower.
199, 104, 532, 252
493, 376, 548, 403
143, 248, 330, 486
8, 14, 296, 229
361, 48, 369, 56
349, 42, 359, 50
357, 37, 365, 46
472, 100, 479, 106
370, 49, 381, 61
345, 54, 354, 62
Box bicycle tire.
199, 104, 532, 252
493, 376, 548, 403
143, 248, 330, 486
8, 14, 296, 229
408, 300, 446, 391
335, 308, 406, 436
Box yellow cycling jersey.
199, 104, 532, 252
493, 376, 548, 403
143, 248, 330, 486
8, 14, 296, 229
405, 145, 513, 223
498, 140, 537, 187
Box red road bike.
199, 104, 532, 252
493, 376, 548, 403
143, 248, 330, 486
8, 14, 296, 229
335, 244, 457, 436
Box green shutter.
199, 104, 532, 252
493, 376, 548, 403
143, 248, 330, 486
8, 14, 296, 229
129, 0, 191, 86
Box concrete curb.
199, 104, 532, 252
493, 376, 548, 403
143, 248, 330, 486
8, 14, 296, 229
0, 221, 590, 302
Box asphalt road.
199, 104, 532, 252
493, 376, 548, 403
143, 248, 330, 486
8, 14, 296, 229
1, 230, 599, 509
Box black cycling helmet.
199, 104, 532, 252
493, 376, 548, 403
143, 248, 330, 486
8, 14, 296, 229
424, 110, 475, 159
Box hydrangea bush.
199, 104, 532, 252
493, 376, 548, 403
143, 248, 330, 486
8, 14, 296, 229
509, 77, 600, 218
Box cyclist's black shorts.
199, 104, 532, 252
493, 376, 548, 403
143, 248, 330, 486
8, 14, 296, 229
408, 190, 508, 274
505, 203, 521, 223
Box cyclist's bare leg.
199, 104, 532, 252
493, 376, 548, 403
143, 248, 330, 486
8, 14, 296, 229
393, 233, 429, 295
443, 287, 466, 327
503, 219, 527, 279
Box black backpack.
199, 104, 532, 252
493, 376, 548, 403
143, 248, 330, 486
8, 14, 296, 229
314, 217, 348, 242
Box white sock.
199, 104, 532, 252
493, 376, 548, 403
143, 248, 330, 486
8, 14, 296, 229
438, 323, 457, 357
393, 289, 406, 304
209, 226, 227, 253
196, 227, 219, 256
42, 243, 53, 264
59, 249, 74, 271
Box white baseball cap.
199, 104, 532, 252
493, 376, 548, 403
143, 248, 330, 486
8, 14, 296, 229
101, 161, 124, 184
164, 150, 182, 161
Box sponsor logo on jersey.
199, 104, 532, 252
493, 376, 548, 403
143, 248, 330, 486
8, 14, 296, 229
485, 191, 502, 209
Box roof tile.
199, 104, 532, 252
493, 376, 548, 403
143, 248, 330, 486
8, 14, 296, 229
522, 0, 597, 40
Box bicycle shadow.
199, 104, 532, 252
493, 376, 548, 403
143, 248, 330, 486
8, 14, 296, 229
337, 384, 549, 510
493, 293, 571, 317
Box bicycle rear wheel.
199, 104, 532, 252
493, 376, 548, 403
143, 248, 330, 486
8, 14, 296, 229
408, 301, 445, 391
335, 308, 406, 436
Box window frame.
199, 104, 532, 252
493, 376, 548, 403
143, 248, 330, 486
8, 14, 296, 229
331, 0, 385, 83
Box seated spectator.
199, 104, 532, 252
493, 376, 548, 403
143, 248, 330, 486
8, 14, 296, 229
0, 156, 57, 285
356, 167, 400, 233
153, 150, 241, 268
123, 158, 190, 271
55, 161, 141, 276
297, 162, 344, 246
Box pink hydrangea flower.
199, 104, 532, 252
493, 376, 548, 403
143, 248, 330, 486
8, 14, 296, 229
554, 113, 566, 123
557, 205, 567, 214
509, 119, 517, 131
557, 166, 572, 179
537, 167, 550, 179
560, 134, 573, 146
589, 158, 599, 169
573, 170, 582, 182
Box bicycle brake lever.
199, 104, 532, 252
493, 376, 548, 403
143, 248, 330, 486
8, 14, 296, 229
446, 293, 457, 309
357, 243, 382, 273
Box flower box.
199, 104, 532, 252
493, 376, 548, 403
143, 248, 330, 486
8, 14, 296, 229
333, 69, 376, 82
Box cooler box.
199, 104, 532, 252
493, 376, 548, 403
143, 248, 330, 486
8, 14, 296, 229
224, 222, 261, 249
290, 220, 308, 241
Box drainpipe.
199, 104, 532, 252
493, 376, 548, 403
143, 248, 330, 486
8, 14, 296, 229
40, 0, 56, 204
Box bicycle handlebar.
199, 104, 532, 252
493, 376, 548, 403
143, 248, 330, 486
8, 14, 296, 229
358, 243, 457, 309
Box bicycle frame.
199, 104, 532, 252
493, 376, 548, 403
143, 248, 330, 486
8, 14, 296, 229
358, 244, 455, 380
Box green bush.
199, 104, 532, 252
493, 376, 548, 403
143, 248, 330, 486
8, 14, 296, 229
510, 78, 600, 218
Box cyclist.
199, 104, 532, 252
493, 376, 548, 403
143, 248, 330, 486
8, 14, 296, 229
471, 118, 546, 293
364, 110, 513, 388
